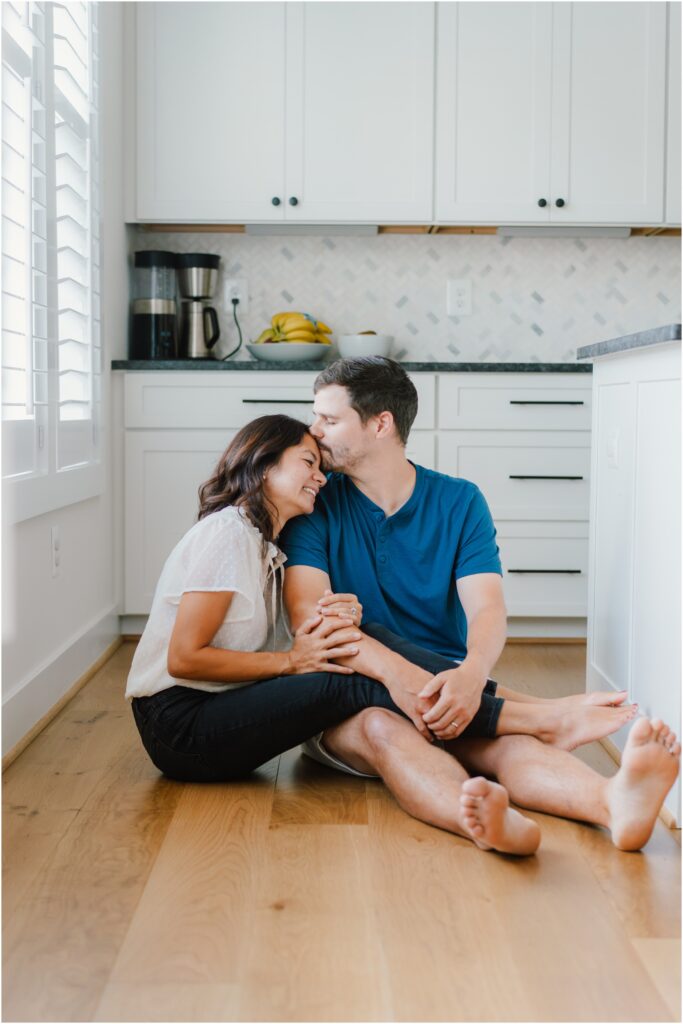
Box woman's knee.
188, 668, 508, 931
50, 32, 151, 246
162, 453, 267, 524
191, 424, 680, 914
361, 622, 398, 645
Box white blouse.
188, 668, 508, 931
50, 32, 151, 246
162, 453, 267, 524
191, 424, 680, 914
125, 506, 291, 699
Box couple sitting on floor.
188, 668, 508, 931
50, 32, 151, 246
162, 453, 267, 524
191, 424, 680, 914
126, 357, 680, 856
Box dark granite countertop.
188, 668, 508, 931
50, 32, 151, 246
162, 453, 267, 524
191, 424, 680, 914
577, 324, 681, 361
112, 359, 592, 373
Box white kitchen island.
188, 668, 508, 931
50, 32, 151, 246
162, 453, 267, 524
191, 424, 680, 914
579, 324, 681, 824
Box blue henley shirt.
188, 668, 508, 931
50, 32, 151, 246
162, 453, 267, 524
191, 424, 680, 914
280, 463, 502, 661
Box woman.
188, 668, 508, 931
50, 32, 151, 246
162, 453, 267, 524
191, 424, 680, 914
127, 415, 419, 782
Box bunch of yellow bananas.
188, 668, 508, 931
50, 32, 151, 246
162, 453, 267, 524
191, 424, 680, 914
254, 312, 333, 345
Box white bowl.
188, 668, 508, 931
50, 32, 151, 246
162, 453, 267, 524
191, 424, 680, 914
246, 342, 331, 363
337, 334, 394, 358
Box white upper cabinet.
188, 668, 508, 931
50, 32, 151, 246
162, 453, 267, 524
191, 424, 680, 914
435, 3, 554, 224
666, 2, 682, 225
550, 3, 667, 224
136, 3, 287, 222
284, 3, 434, 222
136, 2, 434, 223
436, 2, 668, 225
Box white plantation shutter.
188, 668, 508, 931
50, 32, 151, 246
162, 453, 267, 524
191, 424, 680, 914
1, 0, 100, 500
2, 1, 48, 477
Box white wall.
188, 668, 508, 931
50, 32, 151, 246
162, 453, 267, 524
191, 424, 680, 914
2, 3, 128, 752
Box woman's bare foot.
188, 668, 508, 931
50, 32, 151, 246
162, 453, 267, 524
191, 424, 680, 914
460, 777, 541, 856
547, 702, 638, 751
497, 700, 638, 750
554, 689, 629, 710
606, 717, 681, 851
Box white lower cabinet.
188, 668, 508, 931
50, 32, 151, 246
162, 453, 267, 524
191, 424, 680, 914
437, 372, 591, 620
585, 341, 680, 822
124, 430, 235, 613
121, 370, 590, 625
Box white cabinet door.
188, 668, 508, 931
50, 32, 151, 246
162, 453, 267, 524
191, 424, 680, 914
435, 2, 553, 224
666, 1, 681, 225
136, 2, 286, 221
586, 342, 681, 821
285, 2, 434, 222
124, 430, 233, 613
550, 2, 667, 224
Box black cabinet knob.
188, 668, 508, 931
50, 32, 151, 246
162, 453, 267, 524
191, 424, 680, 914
271, 197, 281, 206
289, 196, 299, 206
538, 198, 548, 208
555, 198, 565, 208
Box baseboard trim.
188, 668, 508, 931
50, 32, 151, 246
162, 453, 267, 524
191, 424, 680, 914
506, 637, 587, 645
2, 605, 121, 767
600, 736, 680, 831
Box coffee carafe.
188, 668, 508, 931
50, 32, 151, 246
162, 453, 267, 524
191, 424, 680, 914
130, 251, 178, 359
177, 253, 221, 358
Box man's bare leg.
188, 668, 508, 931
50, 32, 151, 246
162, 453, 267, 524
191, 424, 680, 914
451, 716, 680, 851
320, 708, 541, 856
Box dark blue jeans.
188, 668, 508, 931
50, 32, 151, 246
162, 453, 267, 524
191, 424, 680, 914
131, 623, 503, 782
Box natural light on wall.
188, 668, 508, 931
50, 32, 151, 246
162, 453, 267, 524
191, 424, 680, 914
2, 0, 101, 521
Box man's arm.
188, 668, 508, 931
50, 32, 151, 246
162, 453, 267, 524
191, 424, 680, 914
420, 572, 507, 738
284, 565, 333, 631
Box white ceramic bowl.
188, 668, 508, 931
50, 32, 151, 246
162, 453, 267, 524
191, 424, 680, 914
246, 342, 331, 363
337, 334, 394, 358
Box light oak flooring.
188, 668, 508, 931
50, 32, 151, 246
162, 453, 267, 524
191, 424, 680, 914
3, 641, 681, 1022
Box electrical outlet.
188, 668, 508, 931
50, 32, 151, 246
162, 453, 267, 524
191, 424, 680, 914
447, 278, 472, 317
50, 525, 61, 577
224, 278, 248, 313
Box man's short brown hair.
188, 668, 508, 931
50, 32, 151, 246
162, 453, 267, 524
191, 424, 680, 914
314, 357, 418, 445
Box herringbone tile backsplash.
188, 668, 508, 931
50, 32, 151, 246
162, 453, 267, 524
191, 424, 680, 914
131, 230, 681, 362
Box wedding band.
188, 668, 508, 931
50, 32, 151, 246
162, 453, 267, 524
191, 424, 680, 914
451, 720, 459, 730
350, 606, 357, 615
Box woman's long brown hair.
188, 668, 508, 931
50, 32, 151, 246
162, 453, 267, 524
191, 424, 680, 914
197, 414, 312, 543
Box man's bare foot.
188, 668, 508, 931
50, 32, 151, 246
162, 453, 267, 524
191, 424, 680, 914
606, 717, 681, 851
546, 702, 638, 751
460, 777, 541, 856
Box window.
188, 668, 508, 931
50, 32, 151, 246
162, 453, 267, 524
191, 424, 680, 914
2, 1, 101, 521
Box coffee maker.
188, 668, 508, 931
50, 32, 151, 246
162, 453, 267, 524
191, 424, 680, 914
177, 253, 221, 358
130, 251, 178, 359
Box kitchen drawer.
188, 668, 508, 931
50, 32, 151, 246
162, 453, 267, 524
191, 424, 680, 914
123, 370, 436, 430
438, 373, 591, 431
438, 431, 590, 520
124, 371, 318, 428
498, 532, 588, 617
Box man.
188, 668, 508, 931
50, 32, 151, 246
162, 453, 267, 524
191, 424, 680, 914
281, 358, 680, 855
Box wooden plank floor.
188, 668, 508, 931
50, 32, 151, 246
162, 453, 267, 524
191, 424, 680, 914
3, 641, 680, 1022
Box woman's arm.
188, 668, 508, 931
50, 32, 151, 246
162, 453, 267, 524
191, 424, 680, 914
167, 591, 362, 684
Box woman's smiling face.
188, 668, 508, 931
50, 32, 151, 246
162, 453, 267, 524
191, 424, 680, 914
262, 432, 327, 522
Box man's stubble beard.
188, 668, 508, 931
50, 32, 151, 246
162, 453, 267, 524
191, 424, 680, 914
319, 444, 363, 474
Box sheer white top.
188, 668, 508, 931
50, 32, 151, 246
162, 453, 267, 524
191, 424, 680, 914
125, 506, 290, 699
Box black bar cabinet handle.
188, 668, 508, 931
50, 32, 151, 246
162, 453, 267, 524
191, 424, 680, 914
507, 569, 582, 575
509, 475, 584, 481
241, 399, 312, 405
509, 400, 584, 406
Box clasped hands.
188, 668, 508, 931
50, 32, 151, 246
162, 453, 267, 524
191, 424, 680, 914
292, 589, 486, 741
